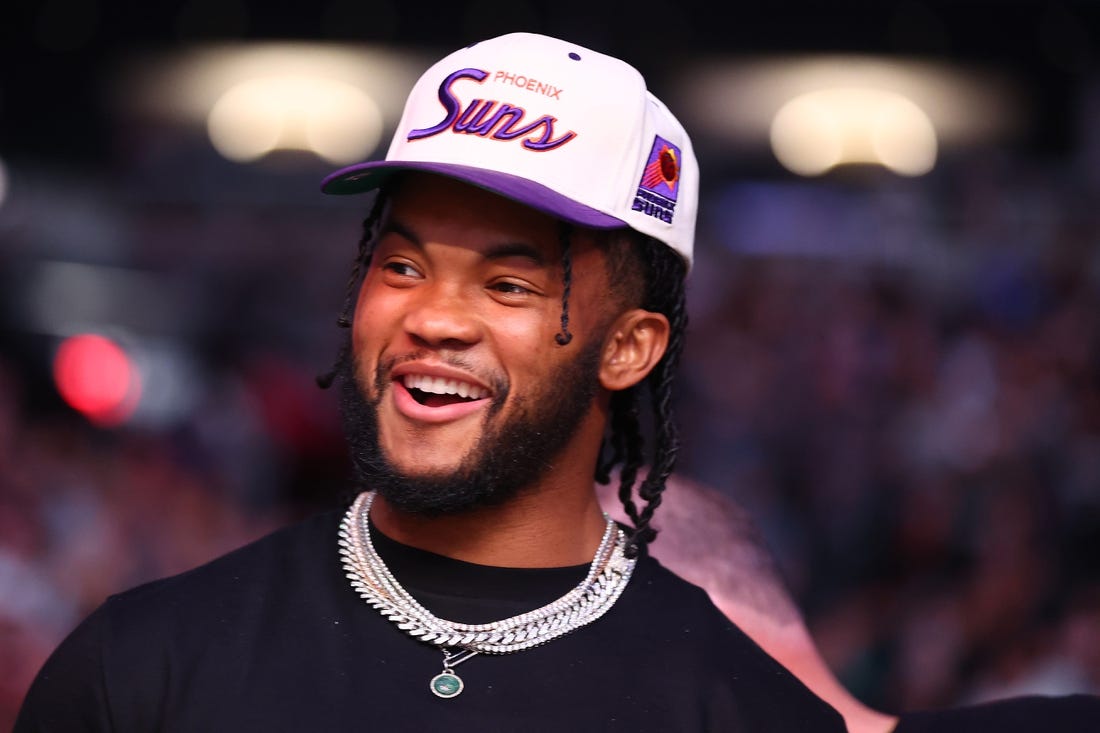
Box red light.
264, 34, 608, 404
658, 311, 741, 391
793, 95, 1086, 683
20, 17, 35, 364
53, 334, 141, 426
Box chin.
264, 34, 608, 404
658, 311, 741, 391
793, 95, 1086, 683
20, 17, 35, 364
386, 463, 465, 484
380, 438, 479, 480
339, 336, 603, 517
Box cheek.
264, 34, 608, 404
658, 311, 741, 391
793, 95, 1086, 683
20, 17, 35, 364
350, 281, 373, 358
497, 314, 554, 349
350, 276, 399, 373
490, 317, 577, 395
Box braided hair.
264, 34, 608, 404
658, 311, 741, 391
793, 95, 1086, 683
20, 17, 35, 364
594, 232, 688, 558
316, 190, 389, 390
318, 189, 689, 559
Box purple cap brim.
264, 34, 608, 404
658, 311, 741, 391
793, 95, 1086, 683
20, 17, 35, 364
321, 161, 626, 230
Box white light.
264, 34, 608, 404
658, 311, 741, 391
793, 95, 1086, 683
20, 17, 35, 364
770, 88, 937, 176
207, 76, 382, 164
677, 55, 1022, 156
769, 94, 844, 176
112, 42, 431, 164
870, 94, 938, 175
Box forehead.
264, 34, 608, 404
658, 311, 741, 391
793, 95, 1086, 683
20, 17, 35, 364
384, 173, 565, 259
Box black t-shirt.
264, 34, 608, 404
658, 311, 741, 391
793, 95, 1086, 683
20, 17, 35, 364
15, 507, 845, 732
893, 694, 1100, 732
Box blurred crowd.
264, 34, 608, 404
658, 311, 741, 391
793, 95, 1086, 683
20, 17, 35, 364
0, 355, 295, 727
677, 153, 1100, 713
3, 145, 1100, 729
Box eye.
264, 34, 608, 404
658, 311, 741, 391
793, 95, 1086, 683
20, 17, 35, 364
381, 260, 422, 279
489, 281, 533, 296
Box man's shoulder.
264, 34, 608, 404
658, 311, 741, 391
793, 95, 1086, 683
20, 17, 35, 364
88, 506, 349, 682
627, 550, 734, 621
14, 506, 354, 731
103, 506, 344, 623
628, 552, 793, 657
617, 553, 847, 729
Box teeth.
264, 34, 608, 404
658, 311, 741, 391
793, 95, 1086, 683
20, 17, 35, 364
404, 374, 488, 400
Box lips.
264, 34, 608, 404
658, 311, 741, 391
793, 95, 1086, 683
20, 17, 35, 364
388, 365, 494, 424
402, 374, 490, 405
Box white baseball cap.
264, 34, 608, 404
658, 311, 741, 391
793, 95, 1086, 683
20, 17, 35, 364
321, 32, 698, 269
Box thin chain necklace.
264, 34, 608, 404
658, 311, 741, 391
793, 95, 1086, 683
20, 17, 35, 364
338, 491, 637, 698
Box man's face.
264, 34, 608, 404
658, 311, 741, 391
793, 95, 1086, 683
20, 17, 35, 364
341, 173, 617, 514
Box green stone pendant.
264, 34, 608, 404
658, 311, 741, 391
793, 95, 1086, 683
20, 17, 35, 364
430, 670, 464, 698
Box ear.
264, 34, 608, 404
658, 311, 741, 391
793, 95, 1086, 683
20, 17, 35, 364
599, 309, 670, 391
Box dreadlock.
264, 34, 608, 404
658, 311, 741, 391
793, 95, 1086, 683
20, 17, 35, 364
596, 233, 689, 559
316, 189, 389, 390
554, 223, 574, 346
317, 190, 688, 559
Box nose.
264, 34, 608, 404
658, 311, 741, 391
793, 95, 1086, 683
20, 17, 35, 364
402, 285, 483, 349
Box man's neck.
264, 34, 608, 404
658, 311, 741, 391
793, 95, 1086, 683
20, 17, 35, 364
369, 482, 610, 568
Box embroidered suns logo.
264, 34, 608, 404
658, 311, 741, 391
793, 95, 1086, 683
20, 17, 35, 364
407, 68, 576, 151
633, 136, 681, 224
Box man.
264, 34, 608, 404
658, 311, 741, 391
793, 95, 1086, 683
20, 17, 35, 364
15, 33, 845, 731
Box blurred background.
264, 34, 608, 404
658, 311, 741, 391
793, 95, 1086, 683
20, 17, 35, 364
3, 0, 1100, 726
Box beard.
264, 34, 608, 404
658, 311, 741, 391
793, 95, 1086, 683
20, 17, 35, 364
337, 336, 603, 516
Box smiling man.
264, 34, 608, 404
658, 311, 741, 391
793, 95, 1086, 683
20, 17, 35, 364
337, 174, 635, 534
16, 33, 845, 731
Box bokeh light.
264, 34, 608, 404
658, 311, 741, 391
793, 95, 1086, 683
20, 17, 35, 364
52, 334, 141, 427
770, 88, 938, 176
206, 75, 382, 164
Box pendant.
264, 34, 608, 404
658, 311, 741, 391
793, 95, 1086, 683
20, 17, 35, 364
430, 669, 464, 698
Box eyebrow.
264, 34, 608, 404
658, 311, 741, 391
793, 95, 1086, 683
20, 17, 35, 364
483, 242, 548, 266
381, 218, 550, 267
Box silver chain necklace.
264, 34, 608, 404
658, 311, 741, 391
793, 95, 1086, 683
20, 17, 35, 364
338, 491, 637, 698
